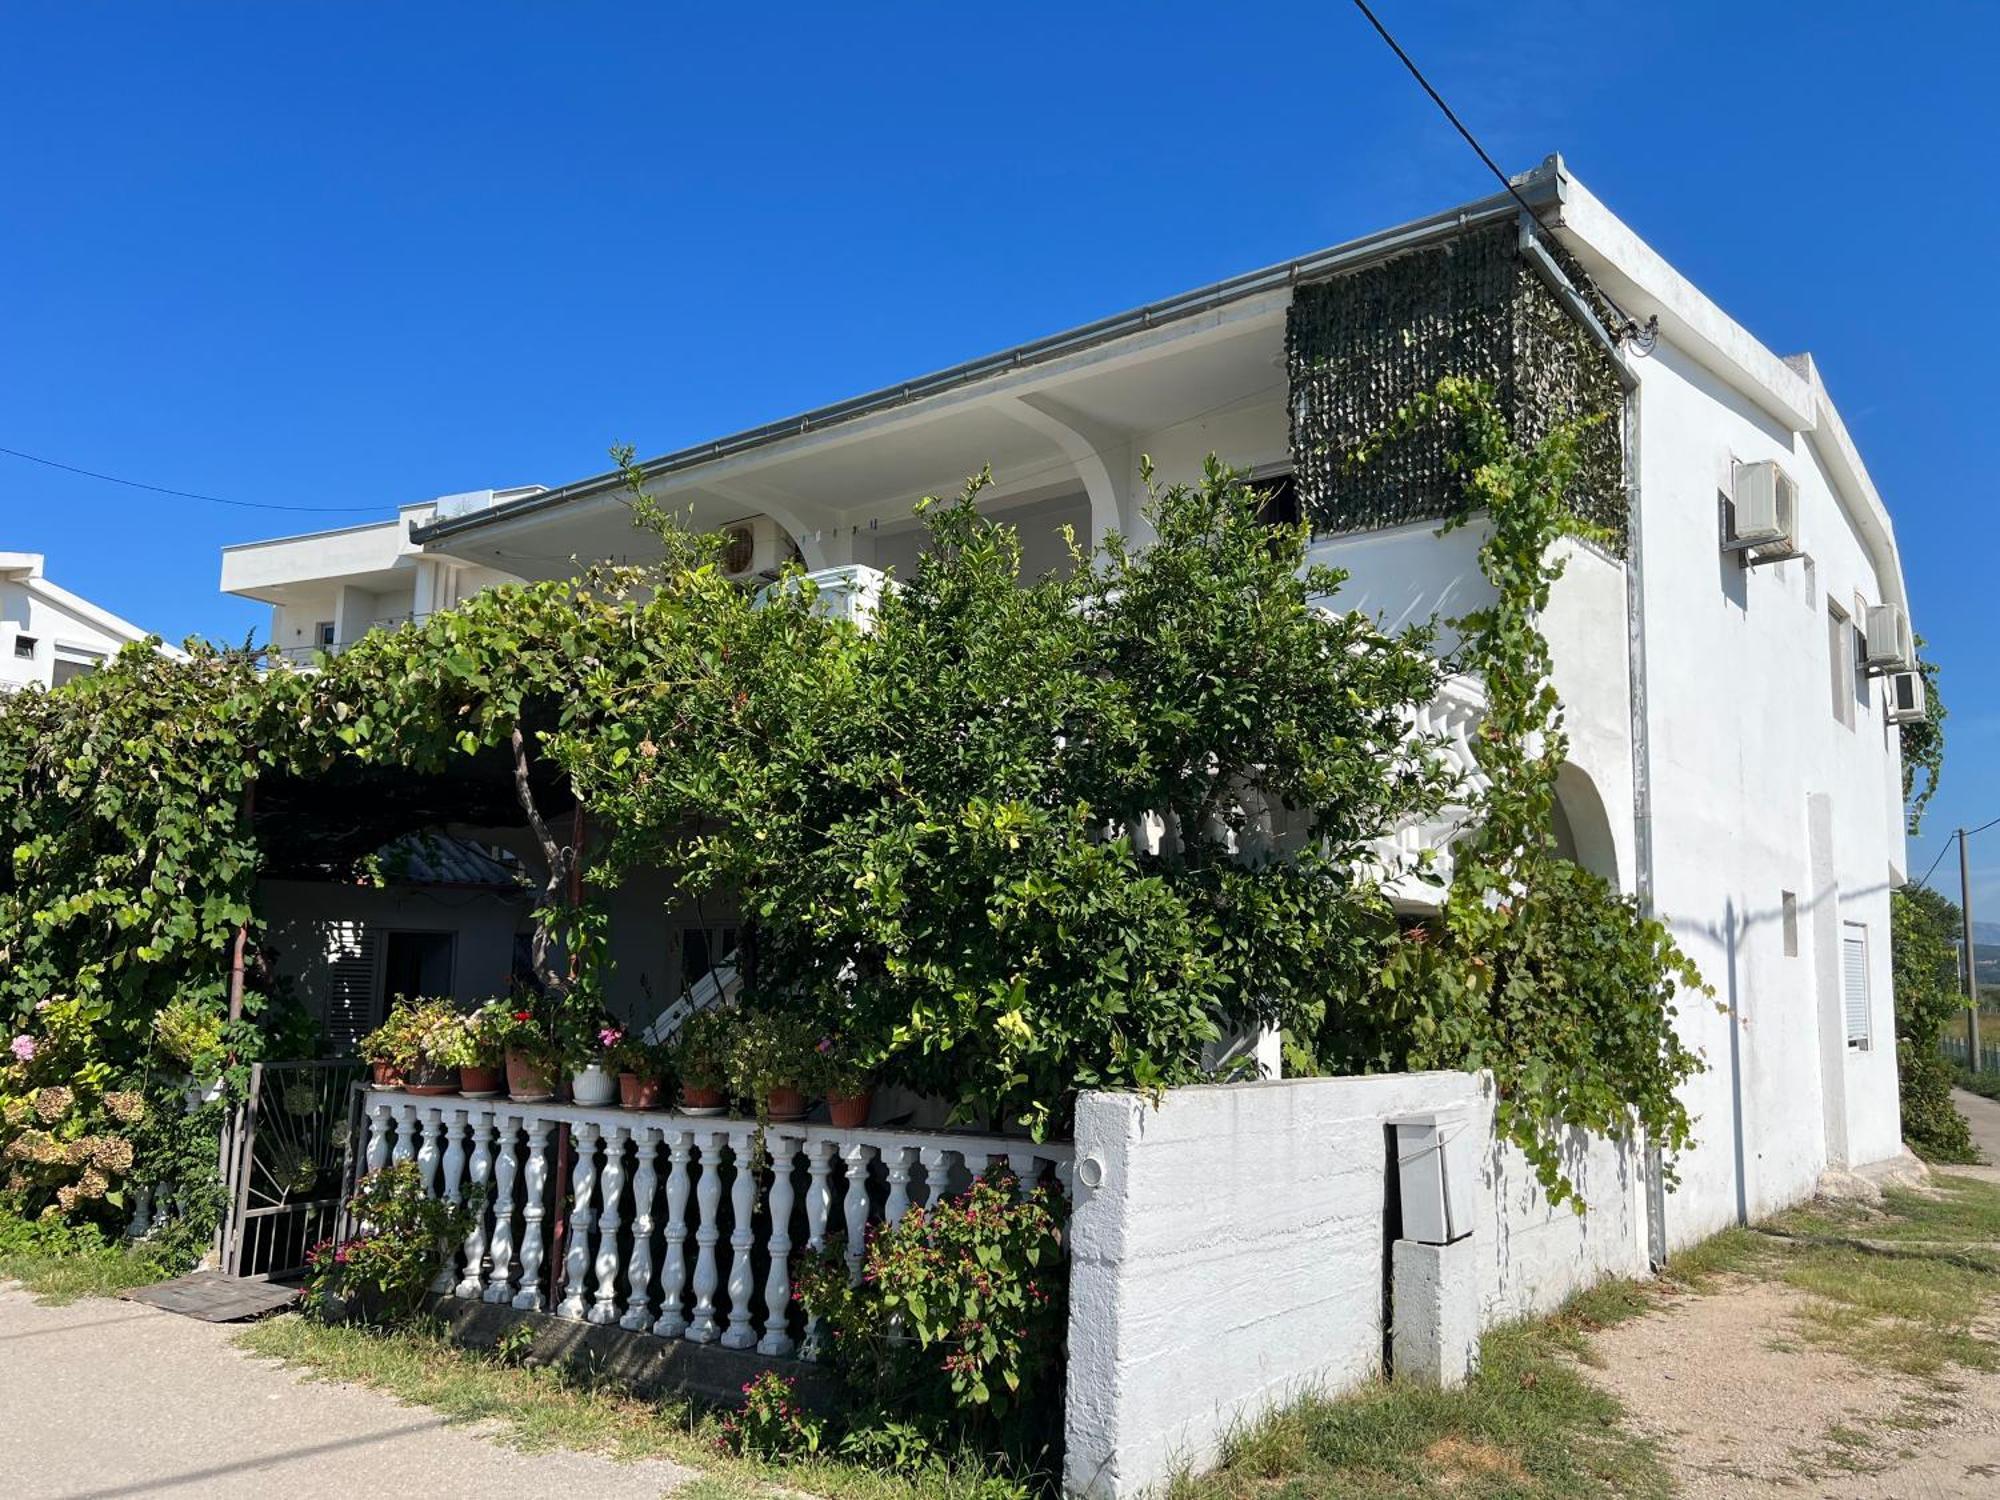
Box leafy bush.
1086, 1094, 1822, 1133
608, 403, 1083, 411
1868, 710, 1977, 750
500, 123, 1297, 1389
797, 1171, 1066, 1460
304, 1162, 478, 1324
1898, 1041, 1975, 1163
1894, 886, 1975, 1158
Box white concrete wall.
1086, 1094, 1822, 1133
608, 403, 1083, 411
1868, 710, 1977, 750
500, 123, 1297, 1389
1063, 1074, 1646, 1497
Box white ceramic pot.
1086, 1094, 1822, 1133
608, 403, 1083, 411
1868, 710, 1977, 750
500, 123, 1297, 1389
570, 1064, 617, 1107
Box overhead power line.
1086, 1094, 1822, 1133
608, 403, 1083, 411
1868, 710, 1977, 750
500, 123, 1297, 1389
0, 443, 383, 515
1348, 0, 1541, 222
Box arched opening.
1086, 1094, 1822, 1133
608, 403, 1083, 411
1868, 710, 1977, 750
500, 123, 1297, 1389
1552, 762, 1619, 885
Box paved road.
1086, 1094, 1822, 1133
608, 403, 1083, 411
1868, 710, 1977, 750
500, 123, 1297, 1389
0, 1286, 699, 1499
1955, 1086, 2000, 1183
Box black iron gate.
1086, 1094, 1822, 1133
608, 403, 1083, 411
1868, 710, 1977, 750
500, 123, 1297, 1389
220, 1060, 366, 1279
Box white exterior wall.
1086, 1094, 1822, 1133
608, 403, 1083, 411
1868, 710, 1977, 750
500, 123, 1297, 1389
1064, 1074, 1645, 1497
1632, 342, 1905, 1244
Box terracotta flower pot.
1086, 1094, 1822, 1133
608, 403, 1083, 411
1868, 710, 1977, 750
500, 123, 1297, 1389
619, 1072, 664, 1110
679, 1083, 727, 1116
403, 1062, 459, 1096
369, 1060, 404, 1090
764, 1085, 808, 1123
570, 1064, 617, 1107
505, 1048, 555, 1103
826, 1090, 873, 1129
459, 1064, 503, 1098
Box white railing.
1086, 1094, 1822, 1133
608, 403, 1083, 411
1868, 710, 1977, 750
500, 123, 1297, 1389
359, 1091, 1071, 1358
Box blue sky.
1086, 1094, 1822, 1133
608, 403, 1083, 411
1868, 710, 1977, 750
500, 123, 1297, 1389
2, 2, 1993, 902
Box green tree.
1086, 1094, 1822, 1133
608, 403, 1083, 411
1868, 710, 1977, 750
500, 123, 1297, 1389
1892, 884, 1973, 1161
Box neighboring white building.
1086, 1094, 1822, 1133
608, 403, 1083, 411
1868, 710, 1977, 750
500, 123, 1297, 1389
1, 551, 172, 690
220, 155, 1918, 1257
219, 487, 540, 662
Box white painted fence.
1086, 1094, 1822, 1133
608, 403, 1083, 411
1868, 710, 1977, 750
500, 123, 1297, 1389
359, 1091, 1071, 1357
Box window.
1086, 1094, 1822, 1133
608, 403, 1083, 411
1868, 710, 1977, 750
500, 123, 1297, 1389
1781, 891, 1799, 958
1850, 600, 1871, 715
1842, 922, 1871, 1050
380, 930, 456, 1014
51, 647, 104, 687
314, 620, 336, 648
12, 635, 36, 660
1827, 603, 1854, 729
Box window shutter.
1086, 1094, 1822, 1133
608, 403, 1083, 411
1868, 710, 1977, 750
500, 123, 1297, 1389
1842, 926, 1870, 1049
324, 921, 379, 1054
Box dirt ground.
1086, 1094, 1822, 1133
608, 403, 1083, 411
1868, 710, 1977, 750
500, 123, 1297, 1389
1585, 1276, 2000, 1498
1583, 1102, 2000, 1499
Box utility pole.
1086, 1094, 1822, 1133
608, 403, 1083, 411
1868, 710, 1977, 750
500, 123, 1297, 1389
1961, 829, 1982, 1067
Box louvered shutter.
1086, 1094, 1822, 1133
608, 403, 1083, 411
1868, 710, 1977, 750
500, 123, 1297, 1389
1842, 925, 1870, 1049
323, 921, 380, 1054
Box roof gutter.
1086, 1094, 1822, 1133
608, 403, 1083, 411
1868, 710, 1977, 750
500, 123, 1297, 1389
415, 167, 1565, 545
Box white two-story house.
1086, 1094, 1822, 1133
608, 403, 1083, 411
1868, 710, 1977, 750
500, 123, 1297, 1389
221, 155, 1920, 1256
2, 551, 172, 690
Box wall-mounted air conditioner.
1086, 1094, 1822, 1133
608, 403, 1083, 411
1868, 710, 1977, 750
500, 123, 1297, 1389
1886, 669, 1927, 724
1864, 602, 1915, 673
1724, 460, 1799, 562
720, 516, 790, 582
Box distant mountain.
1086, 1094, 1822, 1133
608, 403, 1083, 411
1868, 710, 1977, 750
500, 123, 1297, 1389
1976, 921, 2000, 945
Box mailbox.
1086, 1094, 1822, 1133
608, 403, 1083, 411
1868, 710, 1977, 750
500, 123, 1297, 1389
1390, 1112, 1475, 1245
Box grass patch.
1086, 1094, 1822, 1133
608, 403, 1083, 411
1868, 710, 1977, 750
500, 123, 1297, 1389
236, 1313, 1031, 1500
0, 1213, 167, 1305
1752, 1173, 2000, 1386
1162, 1296, 1674, 1500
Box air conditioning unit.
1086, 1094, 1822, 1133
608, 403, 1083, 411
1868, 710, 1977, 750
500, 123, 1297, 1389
719, 516, 789, 581
1864, 602, 1914, 673
1885, 669, 1927, 724
1727, 460, 1799, 559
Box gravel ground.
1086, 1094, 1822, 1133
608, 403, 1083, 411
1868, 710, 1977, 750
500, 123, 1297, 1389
0, 1285, 701, 1499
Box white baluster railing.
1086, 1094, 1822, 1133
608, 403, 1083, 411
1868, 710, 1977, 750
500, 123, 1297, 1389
355, 1090, 1070, 1361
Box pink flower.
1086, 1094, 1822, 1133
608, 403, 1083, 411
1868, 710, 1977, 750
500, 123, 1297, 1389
9, 1035, 34, 1063
598, 1026, 624, 1049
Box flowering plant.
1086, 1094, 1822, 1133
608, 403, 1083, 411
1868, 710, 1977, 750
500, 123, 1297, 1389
480, 999, 560, 1067
795, 1169, 1066, 1451
304, 1160, 478, 1324
715, 1370, 825, 1459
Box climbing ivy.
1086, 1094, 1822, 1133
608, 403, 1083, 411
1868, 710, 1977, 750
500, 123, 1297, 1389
1900, 635, 1945, 835
1312, 377, 1709, 1208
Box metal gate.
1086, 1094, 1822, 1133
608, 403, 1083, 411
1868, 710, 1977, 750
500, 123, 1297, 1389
221, 1060, 366, 1279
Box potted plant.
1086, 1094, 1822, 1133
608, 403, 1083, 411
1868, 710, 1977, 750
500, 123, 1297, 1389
569, 1021, 623, 1107
459, 1002, 508, 1098
670, 1008, 732, 1115
153, 997, 228, 1104
608, 1033, 672, 1110
398, 996, 472, 1095
727, 1008, 820, 1123
490, 1005, 558, 1103
822, 1046, 875, 1130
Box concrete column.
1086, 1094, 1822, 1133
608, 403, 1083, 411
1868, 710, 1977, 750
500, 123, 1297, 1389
1392, 1237, 1479, 1388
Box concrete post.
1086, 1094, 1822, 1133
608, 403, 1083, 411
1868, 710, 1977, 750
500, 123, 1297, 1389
1391, 1237, 1479, 1389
